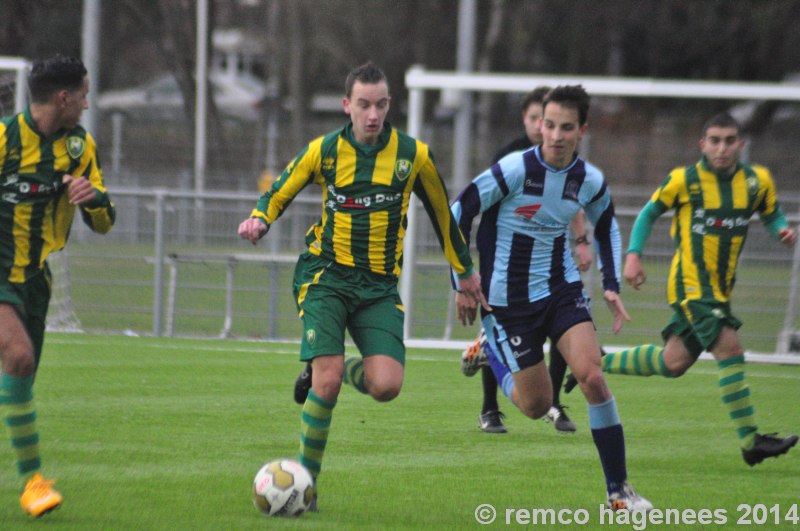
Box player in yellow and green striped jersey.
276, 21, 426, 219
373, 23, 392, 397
0, 54, 115, 517
593, 112, 797, 466
238, 62, 487, 509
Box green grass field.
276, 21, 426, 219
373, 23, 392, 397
1, 333, 798, 530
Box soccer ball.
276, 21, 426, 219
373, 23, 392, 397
252, 459, 315, 517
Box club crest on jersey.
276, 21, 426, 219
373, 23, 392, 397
514, 204, 542, 220
564, 180, 580, 200
66, 136, 85, 160
394, 159, 412, 181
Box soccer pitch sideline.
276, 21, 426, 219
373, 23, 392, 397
0, 333, 798, 530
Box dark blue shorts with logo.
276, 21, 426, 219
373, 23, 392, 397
480, 281, 594, 372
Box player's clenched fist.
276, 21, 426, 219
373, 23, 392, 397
623, 253, 647, 290
62, 174, 97, 206
238, 218, 268, 244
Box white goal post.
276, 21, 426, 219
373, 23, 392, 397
0, 56, 29, 114
401, 66, 800, 354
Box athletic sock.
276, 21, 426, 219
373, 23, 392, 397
480, 366, 500, 413
602, 344, 674, 377
299, 389, 335, 481
718, 355, 757, 449
1, 374, 41, 480
486, 344, 515, 400
588, 398, 627, 494
342, 356, 368, 394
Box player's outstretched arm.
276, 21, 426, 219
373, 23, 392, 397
779, 227, 797, 246
238, 218, 268, 245
456, 272, 491, 326
455, 292, 475, 326
603, 290, 630, 334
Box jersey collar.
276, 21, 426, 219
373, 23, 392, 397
342, 122, 393, 154
534, 145, 580, 173
700, 155, 740, 180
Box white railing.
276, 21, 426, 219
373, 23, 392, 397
59, 187, 800, 357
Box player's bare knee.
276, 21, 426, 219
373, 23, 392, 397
519, 398, 550, 419
668, 365, 688, 377
576, 370, 613, 403
0, 337, 36, 376
0, 344, 36, 376
312, 375, 343, 402
368, 381, 402, 402
665, 358, 691, 377
578, 369, 606, 392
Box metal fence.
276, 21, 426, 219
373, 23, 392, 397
58, 186, 800, 354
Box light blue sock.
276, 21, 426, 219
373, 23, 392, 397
486, 342, 515, 399
587, 397, 621, 429
588, 398, 627, 493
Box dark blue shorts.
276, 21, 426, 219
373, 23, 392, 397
481, 282, 593, 372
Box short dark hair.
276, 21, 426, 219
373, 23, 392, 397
520, 86, 551, 113
543, 85, 591, 126
28, 54, 87, 103
345, 62, 388, 99
702, 112, 741, 136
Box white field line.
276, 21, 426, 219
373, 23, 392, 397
46, 337, 800, 377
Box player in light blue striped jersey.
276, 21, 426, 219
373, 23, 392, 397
451, 85, 651, 512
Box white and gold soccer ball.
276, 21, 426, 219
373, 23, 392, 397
252, 459, 315, 517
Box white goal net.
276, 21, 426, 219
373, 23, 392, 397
0, 56, 27, 117
0, 56, 82, 332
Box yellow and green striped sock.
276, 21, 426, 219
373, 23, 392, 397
299, 389, 335, 480
602, 345, 674, 377
1, 374, 41, 480
718, 355, 757, 449
343, 356, 367, 394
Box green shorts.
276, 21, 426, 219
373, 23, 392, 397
662, 299, 742, 358
292, 252, 405, 364
0, 266, 51, 365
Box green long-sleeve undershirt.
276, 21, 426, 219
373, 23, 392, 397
627, 199, 790, 257
627, 201, 666, 256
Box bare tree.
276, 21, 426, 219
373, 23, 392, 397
474, 0, 506, 165
117, 0, 233, 173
